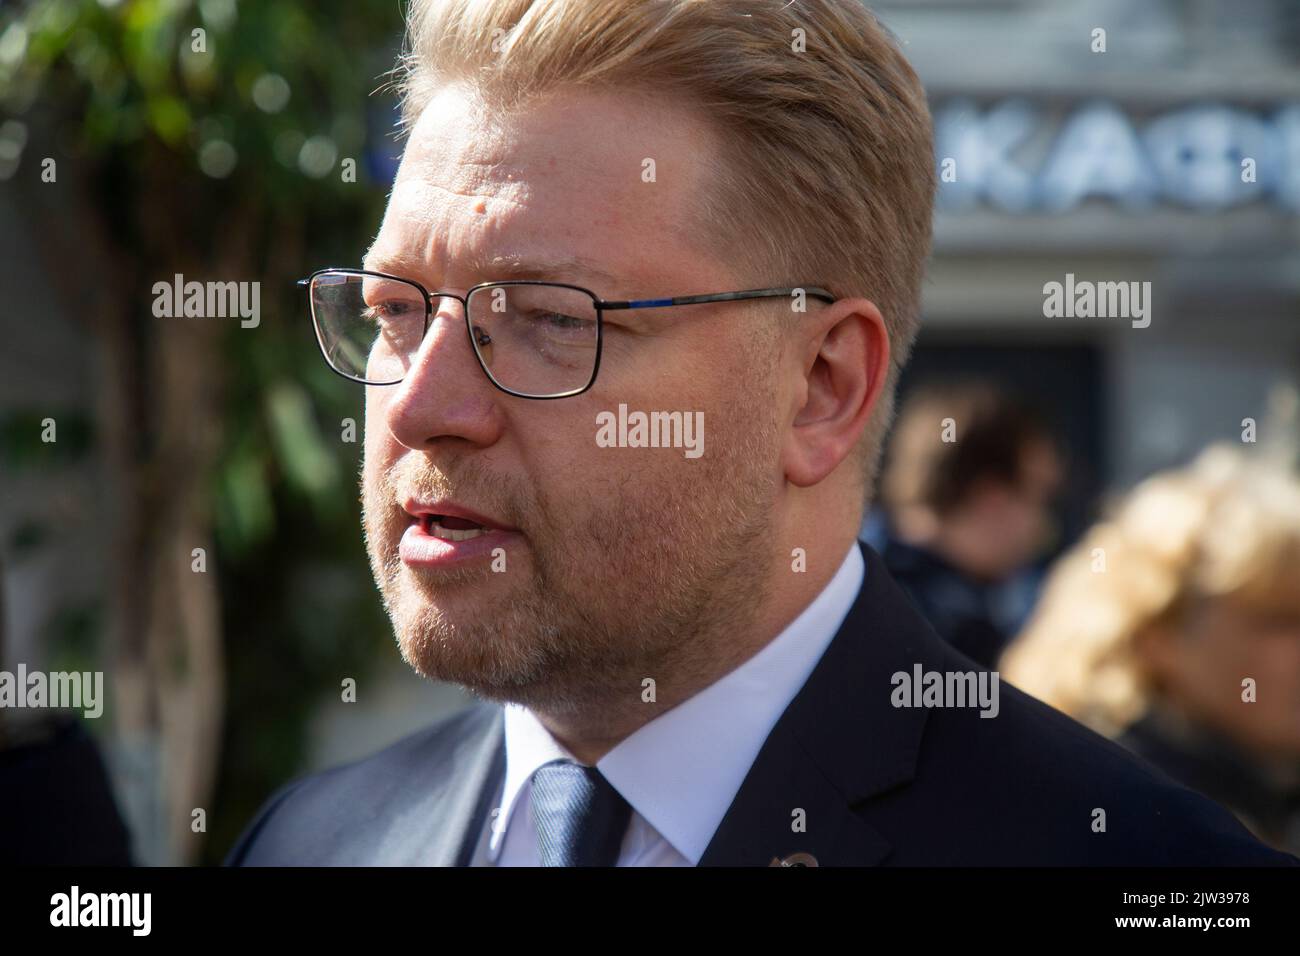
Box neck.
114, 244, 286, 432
534, 521, 859, 765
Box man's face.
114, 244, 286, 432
360, 84, 785, 714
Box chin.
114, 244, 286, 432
390, 583, 522, 670
393, 620, 558, 708
393, 610, 494, 680
401, 559, 499, 593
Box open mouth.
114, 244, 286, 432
419, 513, 492, 542
399, 500, 517, 568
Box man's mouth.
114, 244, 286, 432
420, 513, 491, 542
397, 498, 521, 568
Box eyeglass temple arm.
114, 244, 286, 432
296, 276, 835, 306
600, 286, 836, 310
298, 268, 360, 286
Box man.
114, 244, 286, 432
227, 0, 1294, 866
872, 382, 1064, 668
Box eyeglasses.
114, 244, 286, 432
299, 268, 835, 399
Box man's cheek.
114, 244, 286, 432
362, 400, 397, 473
362, 396, 384, 454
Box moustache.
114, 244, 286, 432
376, 455, 528, 531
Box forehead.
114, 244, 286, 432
366, 83, 727, 293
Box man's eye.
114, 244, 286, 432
365, 301, 418, 322
535, 312, 591, 332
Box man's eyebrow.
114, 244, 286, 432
360, 249, 623, 291
475, 254, 621, 288
361, 251, 423, 277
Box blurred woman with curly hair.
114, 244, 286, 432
1001, 445, 1300, 853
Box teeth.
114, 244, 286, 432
426, 519, 488, 542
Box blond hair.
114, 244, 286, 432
1001, 445, 1300, 737
395, 0, 935, 485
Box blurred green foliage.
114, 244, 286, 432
0, 410, 93, 468
2, 0, 411, 863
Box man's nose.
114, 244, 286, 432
382, 297, 502, 451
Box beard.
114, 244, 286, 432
360, 393, 781, 717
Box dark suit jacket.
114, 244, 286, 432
226, 543, 1298, 866
2, 717, 133, 866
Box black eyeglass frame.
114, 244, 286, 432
298, 267, 836, 400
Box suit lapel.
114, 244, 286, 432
425, 702, 506, 865
699, 543, 932, 866
697, 720, 893, 866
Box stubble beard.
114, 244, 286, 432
360, 398, 779, 719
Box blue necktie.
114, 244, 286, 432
529, 759, 633, 866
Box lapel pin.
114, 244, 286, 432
769, 852, 819, 867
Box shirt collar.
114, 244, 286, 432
490, 704, 576, 857
492, 540, 865, 863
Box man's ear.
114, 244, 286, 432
784, 297, 890, 488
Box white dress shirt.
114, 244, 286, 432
470, 540, 865, 866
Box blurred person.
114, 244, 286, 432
0, 715, 133, 865
1002, 445, 1300, 853
226, 0, 1292, 866
875, 382, 1064, 667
